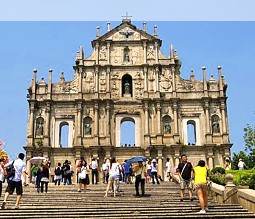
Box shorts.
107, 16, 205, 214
180, 179, 193, 190
147, 169, 151, 176
195, 183, 207, 192
108, 174, 118, 181
5, 180, 23, 195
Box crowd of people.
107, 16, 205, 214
0, 152, 234, 214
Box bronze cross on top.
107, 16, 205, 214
122, 12, 132, 22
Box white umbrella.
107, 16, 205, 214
29, 157, 46, 164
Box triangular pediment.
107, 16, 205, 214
94, 21, 160, 44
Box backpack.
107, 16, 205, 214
6, 161, 15, 179
55, 167, 61, 176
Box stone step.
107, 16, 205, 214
0, 182, 254, 218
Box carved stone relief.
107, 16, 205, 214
148, 68, 155, 91
99, 71, 106, 92
83, 71, 94, 93
159, 68, 172, 92
147, 46, 155, 59
111, 80, 119, 99
119, 27, 134, 40
99, 46, 107, 60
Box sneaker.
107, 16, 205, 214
14, 205, 19, 209
78, 190, 81, 192
1, 201, 6, 209
205, 207, 209, 212
198, 210, 206, 214
190, 197, 194, 201
180, 198, 183, 202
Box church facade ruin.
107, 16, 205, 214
25, 19, 232, 180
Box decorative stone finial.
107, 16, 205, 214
217, 66, 222, 70
33, 69, 37, 73
107, 22, 110, 32
202, 66, 206, 70
143, 22, 146, 31
49, 69, 52, 72
96, 26, 100, 38
154, 25, 158, 37
170, 44, 174, 58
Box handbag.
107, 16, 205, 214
79, 167, 87, 179
6, 161, 15, 179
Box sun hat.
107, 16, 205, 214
152, 159, 157, 163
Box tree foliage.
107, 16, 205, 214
243, 124, 255, 152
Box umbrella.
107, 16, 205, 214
126, 156, 147, 163
29, 156, 46, 164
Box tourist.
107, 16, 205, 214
69, 161, 74, 184
165, 158, 172, 181
77, 160, 89, 192
40, 161, 50, 194
104, 157, 119, 197
176, 154, 194, 202
194, 160, 209, 214
63, 160, 71, 185
0, 159, 5, 197
224, 159, 231, 170
151, 159, 160, 184
1, 153, 26, 209
31, 164, 39, 185
54, 163, 62, 186
90, 158, 98, 184
102, 159, 109, 184
238, 159, 246, 170
36, 167, 42, 193
146, 160, 152, 183
133, 161, 146, 196
123, 160, 132, 184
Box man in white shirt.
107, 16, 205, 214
1, 153, 26, 209
90, 158, 98, 184
238, 159, 246, 170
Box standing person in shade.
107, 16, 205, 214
146, 160, 152, 183
90, 158, 98, 184
104, 157, 119, 197
133, 161, 147, 196
63, 160, 71, 185
194, 160, 209, 214
40, 161, 50, 194
176, 154, 193, 202
102, 159, 109, 184
54, 163, 62, 186
0, 159, 5, 197
1, 153, 26, 209
165, 158, 172, 181
151, 159, 160, 184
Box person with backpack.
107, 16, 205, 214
77, 160, 89, 192
1, 153, 26, 209
54, 163, 62, 186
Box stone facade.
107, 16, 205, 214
24, 19, 232, 181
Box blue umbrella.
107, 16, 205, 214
126, 156, 147, 163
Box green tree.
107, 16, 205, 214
243, 124, 255, 152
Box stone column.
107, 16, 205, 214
144, 67, 148, 92
94, 103, 99, 145
208, 156, 214, 170
156, 102, 161, 134
44, 103, 51, 146
78, 67, 83, 93
155, 67, 159, 92
107, 42, 111, 65
47, 69, 52, 99
143, 41, 147, 64
144, 102, 149, 134
221, 101, 227, 133
26, 159, 31, 183
158, 157, 163, 179
76, 103, 82, 145
204, 101, 210, 133
27, 103, 35, 146
95, 43, 99, 65
171, 66, 176, 97
95, 67, 99, 93
173, 103, 178, 135
106, 102, 110, 145
155, 42, 158, 64
106, 67, 110, 93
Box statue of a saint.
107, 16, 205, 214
212, 117, 220, 133
36, 120, 44, 136
164, 121, 171, 134
123, 47, 130, 62
124, 81, 131, 94
84, 123, 91, 135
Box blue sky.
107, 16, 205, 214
0, 1, 255, 160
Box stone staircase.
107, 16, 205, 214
0, 181, 254, 218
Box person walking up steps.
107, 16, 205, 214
151, 159, 160, 184
1, 153, 26, 209
176, 154, 194, 202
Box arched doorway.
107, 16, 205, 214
121, 119, 135, 147
59, 122, 69, 148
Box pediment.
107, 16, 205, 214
96, 21, 159, 43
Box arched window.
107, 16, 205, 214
83, 117, 92, 136
187, 120, 196, 145
121, 119, 135, 147
211, 115, 220, 134
59, 122, 69, 148
162, 115, 172, 134
122, 74, 132, 97
36, 117, 44, 136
